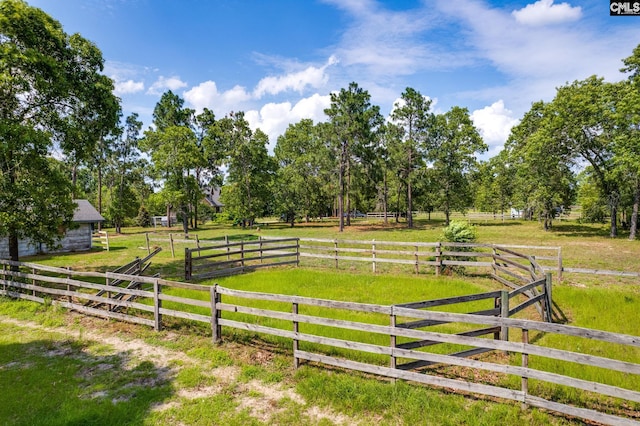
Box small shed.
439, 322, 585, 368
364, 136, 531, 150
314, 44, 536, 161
0, 199, 104, 258
204, 187, 224, 213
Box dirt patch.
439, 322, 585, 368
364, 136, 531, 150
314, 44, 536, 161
0, 314, 358, 425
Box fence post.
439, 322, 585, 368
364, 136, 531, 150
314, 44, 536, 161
259, 236, 263, 264
500, 290, 509, 343
435, 242, 441, 276
521, 328, 529, 409
240, 241, 245, 272
195, 234, 201, 256
390, 306, 396, 370
334, 239, 339, 269
372, 239, 376, 274
153, 279, 162, 331
557, 247, 563, 283
293, 302, 299, 368
414, 245, 419, 274
145, 232, 150, 254
492, 246, 497, 277
296, 238, 300, 267
66, 267, 72, 303
225, 235, 230, 260
545, 272, 553, 322
185, 248, 192, 281
211, 285, 221, 344
169, 234, 175, 258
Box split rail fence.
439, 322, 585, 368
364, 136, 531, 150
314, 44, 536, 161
0, 256, 638, 425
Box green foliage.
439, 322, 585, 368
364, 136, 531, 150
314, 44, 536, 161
440, 220, 477, 243
0, 0, 119, 260
136, 205, 152, 227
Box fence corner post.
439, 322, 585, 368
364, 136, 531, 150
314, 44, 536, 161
435, 242, 441, 276
153, 279, 162, 332
500, 290, 509, 343
557, 246, 563, 284
545, 272, 553, 322
211, 284, 221, 344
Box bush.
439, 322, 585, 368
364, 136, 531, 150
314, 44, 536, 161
441, 220, 477, 243
440, 221, 477, 275
136, 206, 152, 227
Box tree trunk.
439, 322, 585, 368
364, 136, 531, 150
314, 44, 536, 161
181, 204, 189, 234
338, 142, 346, 232
383, 171, 388, 226
8, 233, 19, 263
166, 205, 172, 228
629, 180, 639, 240
97, 166, 103, 231
407, 178, 413, 228
610, 205, 618, 238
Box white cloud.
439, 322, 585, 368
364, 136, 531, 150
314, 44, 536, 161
512, 0, 582, 26
114, 79, 144, 95
471, 100, 519, 150
183, 81, 252, 115
147, 76, 188, 95
253, 56, 338, 98
244, 94, 331, 151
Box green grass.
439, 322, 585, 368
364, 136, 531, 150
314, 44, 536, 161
3, 218, 639, 424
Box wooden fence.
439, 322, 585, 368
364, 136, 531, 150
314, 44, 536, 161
0, 258, 637, 425
91, 230, 109, 251
184, 237, 300, 280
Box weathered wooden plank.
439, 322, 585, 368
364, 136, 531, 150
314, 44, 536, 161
391, 307, 640, 348
524, 395, 640, 426
295, 350, 525, 402
159, 293, 211, 308
441, 261, 494, 267
397, 347, 494, 370
509, 294, 545, 316
158, 307, 211, 323
562, 267, 640, 278
493, 254, 531, 271
217, 287, 391, 314
509, 278, 545, 297
0, 276, 153, 299
440, 251, 494, 258
396, 327, 501, 350
54, 300, 155, 327
397, 308, 500, 329
395, 290, 503, 309
494, 264, 531, 283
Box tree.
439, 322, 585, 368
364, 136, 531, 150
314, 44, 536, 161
506, 101, 576, 230
108, 113, 143, 233
0, 0, 120, 261
617, 44, 640, 239
548, 76, 619, 236
142, 91, 203, 233
218, 112, 275, 227
324, 82, 383, 232
427, 107, 487, 225
274, 119, 332, 226
389, 87, 433, 228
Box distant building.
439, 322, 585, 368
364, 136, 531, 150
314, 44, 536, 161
0, 199, 104, 259
203, 187, 224, 213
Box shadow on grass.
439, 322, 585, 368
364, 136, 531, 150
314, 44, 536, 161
550, 223, 611, 238
0, 337, 173, 425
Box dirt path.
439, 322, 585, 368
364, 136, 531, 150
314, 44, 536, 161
0, 314, 356, 425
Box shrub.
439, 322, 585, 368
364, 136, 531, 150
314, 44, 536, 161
441, 220, 477, 243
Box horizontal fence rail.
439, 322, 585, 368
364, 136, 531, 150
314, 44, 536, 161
184, 237, 300, 280
0, 258, 638, 425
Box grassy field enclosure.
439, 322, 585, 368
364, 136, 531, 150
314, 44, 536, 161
2, 218, 640, 425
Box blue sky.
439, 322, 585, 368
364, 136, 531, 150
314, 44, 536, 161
29, 0, 640, 156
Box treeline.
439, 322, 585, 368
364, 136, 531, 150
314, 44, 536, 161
70, 83, 488, 233
3, 1, 640, 267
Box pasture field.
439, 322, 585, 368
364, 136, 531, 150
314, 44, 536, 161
1, 217, 639, 425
